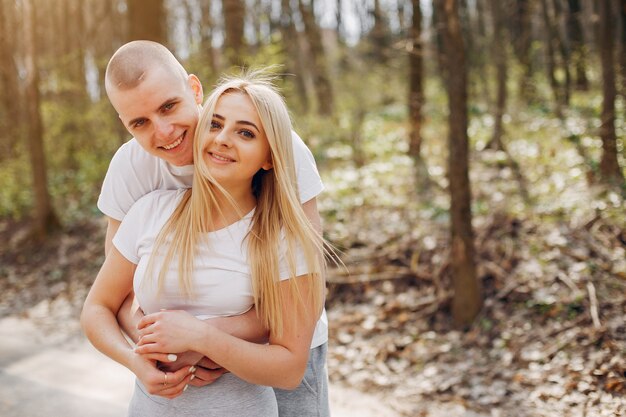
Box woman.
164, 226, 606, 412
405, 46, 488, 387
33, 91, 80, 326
81, 71, 328, 416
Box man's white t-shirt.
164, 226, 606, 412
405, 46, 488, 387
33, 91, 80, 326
98, 131, 327, 349
98, 132, 324, 221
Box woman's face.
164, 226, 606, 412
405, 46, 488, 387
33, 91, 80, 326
201, 92, 273, 189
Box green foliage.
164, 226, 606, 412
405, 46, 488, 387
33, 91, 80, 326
0, 95, 122, 221
0, 151, 32, 219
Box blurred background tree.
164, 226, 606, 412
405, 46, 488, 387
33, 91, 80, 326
0, 0, 625, 329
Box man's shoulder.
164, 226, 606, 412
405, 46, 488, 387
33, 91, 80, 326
112, 138, 160, 167
129, 189, 185, 218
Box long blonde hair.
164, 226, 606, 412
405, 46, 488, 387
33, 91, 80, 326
146, 70, 327, 336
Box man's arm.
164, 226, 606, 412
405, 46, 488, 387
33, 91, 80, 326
104, 217, 121, 257
118, 298, 268, 345
108, 216, 146, 344
302, 197, 322, 235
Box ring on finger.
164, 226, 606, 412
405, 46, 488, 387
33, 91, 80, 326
163, 371, 168, 386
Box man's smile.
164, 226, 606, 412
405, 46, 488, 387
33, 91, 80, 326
161, 131, 186, 150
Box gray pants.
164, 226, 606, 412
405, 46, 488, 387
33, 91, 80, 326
128, 372, 278, 417
274, 343, 330, 417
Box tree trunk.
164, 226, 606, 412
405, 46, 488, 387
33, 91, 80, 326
61, 0, 88, 172
127, 0, 167, 44
619, 0, 626, 99
540, 0, 564, 117
438, 0, 482, 327
408, 0, 424, 161
222, 0, 246, 67
552, 0, 571, 104
597, 0, 625, 186
370, 0, 390, 61
298, 0, 334, 116
249, 0, 263, 53
431, 1, 447, 79
566, 0, 589, 90
473, 0, 491, 104
0, 0, 21, 160
200, 0, 221, 74
281, 0, 311, 113
457, 0, 473, 65
398, 0, 407, 37
22, 0, 60, 241
336, 0, 343, 41
485, 0, 507, 151
510, 0, 535, 103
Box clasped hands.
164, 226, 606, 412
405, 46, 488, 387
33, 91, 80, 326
132, 310, 227, 398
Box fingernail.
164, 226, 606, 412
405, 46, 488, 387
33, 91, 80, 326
190, 375, 195, 381
167, 354, 177, 362
189, 366, 196, 373
183, 384, 188, 391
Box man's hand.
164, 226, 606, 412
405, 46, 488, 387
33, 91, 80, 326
189, 366, 229, 387
159, 351, 227, 387
129, 351, 194, 399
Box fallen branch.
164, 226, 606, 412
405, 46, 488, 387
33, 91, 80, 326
326, 266, 418, 285
586, 281, 602, 329
556, 271, 582, 296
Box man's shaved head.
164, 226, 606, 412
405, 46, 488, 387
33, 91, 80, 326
105, 40, 188, 94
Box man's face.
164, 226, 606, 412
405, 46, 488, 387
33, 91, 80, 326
108, 68, 203, 166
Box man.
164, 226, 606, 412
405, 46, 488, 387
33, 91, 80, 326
98, 40, 329, 417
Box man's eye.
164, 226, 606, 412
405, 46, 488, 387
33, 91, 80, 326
133, 119, 146, 128
163, 102, 175, 111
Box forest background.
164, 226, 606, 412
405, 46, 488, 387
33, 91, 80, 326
0, 0, 625, 416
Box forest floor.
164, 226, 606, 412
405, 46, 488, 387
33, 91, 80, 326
1, 182, 624, 416
1, 107, 626, 416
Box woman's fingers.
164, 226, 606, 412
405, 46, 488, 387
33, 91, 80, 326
158, 370, 195, 399
137, 313, 158, 330
136, 333, 158, 348
144, 366, 195, 398
138, 352, 178, 363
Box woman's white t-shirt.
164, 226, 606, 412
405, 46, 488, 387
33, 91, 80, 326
98, 132, 328, 348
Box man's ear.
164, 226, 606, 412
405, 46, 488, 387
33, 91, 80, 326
188, 74, 203, 104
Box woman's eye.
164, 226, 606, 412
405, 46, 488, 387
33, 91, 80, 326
240, 129, 255, 139
210, 121, 221, 129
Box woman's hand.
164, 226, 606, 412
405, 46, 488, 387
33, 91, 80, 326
135, 310, 206, 354
129, 352, 195, 399
157, 350, 203, 372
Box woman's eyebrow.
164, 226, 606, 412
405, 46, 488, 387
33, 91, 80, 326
213, 113, 259, 132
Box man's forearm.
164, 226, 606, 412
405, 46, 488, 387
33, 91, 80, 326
117, 292, 142, 343
206, 308, 269, 344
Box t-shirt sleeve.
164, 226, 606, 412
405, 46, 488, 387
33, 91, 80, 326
278, 239, 312, 281
97, 140, 158, 221
292, 131, 324, 204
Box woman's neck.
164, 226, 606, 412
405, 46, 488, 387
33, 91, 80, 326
211, 183, 256, 230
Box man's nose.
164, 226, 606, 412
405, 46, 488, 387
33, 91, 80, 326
154, 118, 174, 140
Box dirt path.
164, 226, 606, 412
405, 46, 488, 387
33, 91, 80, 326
0, 314, 401, 417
